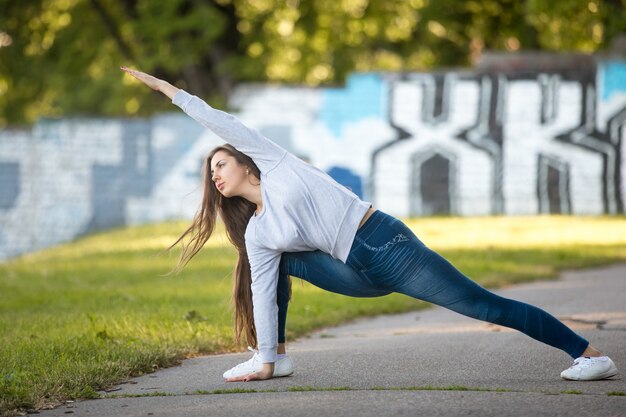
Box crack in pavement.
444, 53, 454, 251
561, 316, 608, 329
560, 315, 626, 331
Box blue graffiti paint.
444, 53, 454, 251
320, 73, 387, 137
152, 114, 204, 182
600, 61, 626, 101
260, 125, 295, 153
327, 166, 363, 198
0, 162, 20, 210
87, 121, 152, 231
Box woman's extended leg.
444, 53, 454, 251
275, 250, 392, 344
346, 210, 590, 359
393, 245, 589, 358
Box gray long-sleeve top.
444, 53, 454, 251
173, 90, 371, 363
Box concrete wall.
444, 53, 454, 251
1, 56, 626, 260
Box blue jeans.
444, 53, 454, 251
276, 210, 589, 358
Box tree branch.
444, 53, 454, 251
89, 0, 135, 61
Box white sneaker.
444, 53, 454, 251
560, 356, 618, 381
222, 346, 294, 379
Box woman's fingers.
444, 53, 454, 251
243, 373, 260, 382
224, 372, 259, 382
224, 375, 245, 382
120, 66, 160, 90
120, 66, 142, 80
120, 66, 145, 78
120, 66, 138, 76
123, 69, 146, 81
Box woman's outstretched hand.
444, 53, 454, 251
224, 363, 274, 382
120, 66, 179, 99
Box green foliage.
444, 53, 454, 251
1, 0, 624, 127
525, 0, 626, 51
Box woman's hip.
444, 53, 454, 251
346, 210, 429, 278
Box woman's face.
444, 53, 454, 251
210, 150, 249, 198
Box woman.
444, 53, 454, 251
120, 66, 618, 383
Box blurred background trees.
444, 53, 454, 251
1, 0, 625, 127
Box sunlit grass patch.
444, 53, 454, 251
405, 215, 626, 250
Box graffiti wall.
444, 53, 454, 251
1, 56, 626, 260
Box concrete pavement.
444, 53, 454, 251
33, 264, 626, 416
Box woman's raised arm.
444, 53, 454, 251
120, 65, 286, 170
120, 66, 179, 99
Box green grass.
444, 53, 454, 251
287, 386, 352, 392
560, 390, 583, 395
2, 216, 626, 416
372, 385, 510, 392
209, 388, 263, 394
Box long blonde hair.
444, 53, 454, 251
169, 144, 291, 349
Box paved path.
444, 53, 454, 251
34, 264, 626, 416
